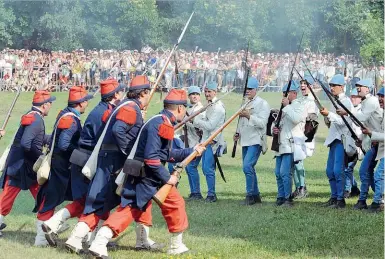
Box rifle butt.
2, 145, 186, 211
153, 184, 173, 206
271, 134, 279, 152
231, 140, 238, 158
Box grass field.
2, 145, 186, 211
0, 91, 383, 259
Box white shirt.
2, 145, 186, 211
185, 101, 205, 147
353, 94, 383, 133
324, 93, 354, 146
239, 96, 270, 147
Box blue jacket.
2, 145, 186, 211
34, 107, 82, 213
83, 98, 144, 215
0, 107, 49, 190
121, 109, 193, 210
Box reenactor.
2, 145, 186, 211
194, 82, 226, 202
0, 91, 56, 237
233, 77, 270, 205
272, 80, 306, 207
320, 74, 354, 209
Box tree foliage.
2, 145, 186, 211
1, 0, 383, 62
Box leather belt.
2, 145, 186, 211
101, 144, 120, 151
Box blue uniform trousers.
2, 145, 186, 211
202, 144, 216, 196
358, 146, 378, 201
344, 160, 358, 192
275, 153, 294, 199
242, 144, 262, 196
185, 156, 202, 194
373, 158, 384, 203
326, 140, 345, 200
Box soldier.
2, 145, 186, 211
337, 79, 383, 209
33, 87, 92, 246
87, 89, 205, 258
185, 85, 205, 200
194, 82, 226, 202
41, 79, 124, 247
65, 75, 160, 254
272, 80, 306, 207
292, 77, 319, 199
233, 77, 270, 205
361, 87, 384, 212
0, 91, 56, 237
344, 87, 361, 198
320, 74, 354, 209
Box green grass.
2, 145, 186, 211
0, 91, 383, 259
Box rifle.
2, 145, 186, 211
0, 85, 22, 140
231, 41, 250, 158
271, 32, 304, 152
153, 97, 256, 206
293, 67, 323, 110
143, 12, 194, 113
302, 60, 365, 154
174, 52, 180, 87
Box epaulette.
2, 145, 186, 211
102, 105, 113, 123
116, 105, 137, 125
158, 116, 174, 140
58, 116, 75, 129
21, 114, 36, 126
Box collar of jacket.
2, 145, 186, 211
67, 106, 81, 117
160, 109, 177, 125
31, 106, 44, 116
336, 92, 345, 99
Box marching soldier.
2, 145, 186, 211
320, 74, 354, 209
344, 87, 361, 198
185, 85, 205, 200
194, 82, 226, 202
0, 91, 56, 236
361, 87, 384, 212
87, 89, 205, 257
65, 75, 160, 254
292, 77, 319, 199
272, 80, 306, 207
233, 77, 270, 205
33, 86, 92, 246
337, 79, 383, 209
41, 79, 124, 247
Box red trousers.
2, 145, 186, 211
37, 197, 86, 221
79, 201, 153, 232
0, 176, 39, 216
104, 186, 188, 238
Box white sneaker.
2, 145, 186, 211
34, 220, 49, 247
88, 226, 113, 258
65, 222, 90, 254
167, 232, 189, 255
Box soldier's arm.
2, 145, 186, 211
143, 124, 171, 184
249, 101, 270, 129
282, 102, 305, 124
327, 99, 353, 126
371, 131, 384, 142
20, 116, 43, 160
353, 98, 380, 123
57, 116, 78, 153
112, 106, 138, 155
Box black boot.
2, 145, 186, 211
281, 199, 294, 208
186, 193, 203, 201
253, 195, 262, 203
291, 188, 299, 199
335, 199, 346, 209
205, 194, 217, 203
368, 202, 384, 213
321, 198, 337, 207
276, 197, 285, 206
353, 200, 368, 210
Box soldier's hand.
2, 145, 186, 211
336, 108, 347, 116
281, 97, 290, 107
273, 127, 280, 134
0, 129, 5, 137
355, 139, 362, 147
167, 175, 179, 186
320, 108, 329, 116
239, 109, 250, 119
194, 144, 206, 156
233, 134, 240, 142
362, 127, 372, 136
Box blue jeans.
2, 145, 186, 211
293, 160, 306, 188
185, 156, 202, 194
242, 145, 262, 196
344, 160, 358, 191
202, 144, 216, 196
373, 158, 384, 203
326, 140, 345, 200
275, 153, 294, 199
359, 146, 378, 201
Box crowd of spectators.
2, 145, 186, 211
0, 47, 383, 93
